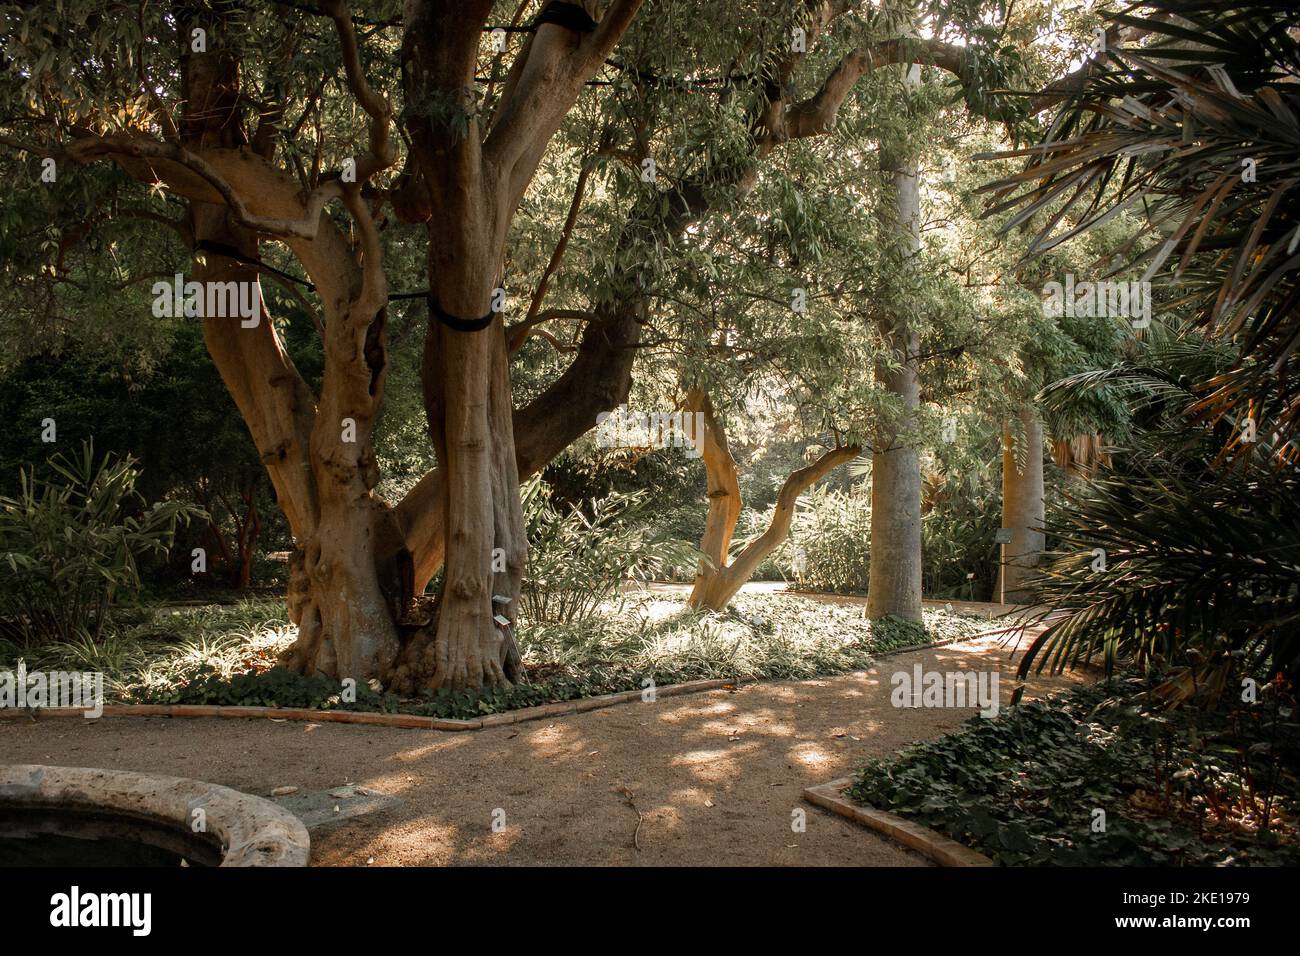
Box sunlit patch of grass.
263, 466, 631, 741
519, 592, 987, 687
0, 599, 296, 702
0, 592, 987, 711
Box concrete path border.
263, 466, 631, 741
0, 678, 736, 731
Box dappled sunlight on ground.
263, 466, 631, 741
668, 746, 760, 785
391, 732, 474, 764
787, 742, 836, 770
0, 628, 1088, 866
655, 698, 738, 724
631, 598, 689, 624
761, 684, 805, 702
522, 720, 593, 761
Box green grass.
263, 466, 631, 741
0, 592, 988, 719
847, 676, 1300, 866
0, 599, 293, 702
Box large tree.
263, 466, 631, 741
1, 0, 640, 691
0, 0, 1117, 690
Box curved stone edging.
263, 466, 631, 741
0, 678, 737, 731
0, 626, 1009, 733
802, 777, 993, 867
0, 764, 310, 866
0, 703, 482, 731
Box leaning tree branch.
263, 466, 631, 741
686, 384, 860, 609
508, 308, 596, 353
486, 0, 644, 202
339, 185, 388, 318
763, 37, 966, 150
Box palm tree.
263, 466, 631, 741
983, 0, 1300, 453
1016, 322, 1300, 700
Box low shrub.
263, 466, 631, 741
519, 478, 698, 624
106, 593, 987, 718
785, 486, 873, 593
848, 676, 1300, 865
0, 444, 196, 645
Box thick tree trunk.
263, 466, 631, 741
60, 1, 648, 693
184, 171, 405, 686
396, 298, 642, 597
387, 317, 525, 694
172, 28, 405, 683
997, 409, 1045, 604
386, 0, 642, 692
866, 57, 924, 623
685, 391, 859, 611
192, 221, 404, 681
276, 223, 405, 682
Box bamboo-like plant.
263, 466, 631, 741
0, 443, 196, 645
519, 479, 699, 626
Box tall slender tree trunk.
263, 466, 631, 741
997, 408, 1045, 604
866, 56, 924, 623
233, 484, 260, 590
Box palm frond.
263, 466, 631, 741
984, 1, 1300, 447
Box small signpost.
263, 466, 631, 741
994, 528, 1014, 604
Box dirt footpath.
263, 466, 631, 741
0, 633, 1087, 866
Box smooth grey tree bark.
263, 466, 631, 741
866, 49, 924, 623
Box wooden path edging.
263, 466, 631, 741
802, 777, 994, 867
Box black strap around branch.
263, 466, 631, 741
194, 239, 317, 292
428, 295, 495, 333
193, 239, 436, 304
532, 1, 599, 33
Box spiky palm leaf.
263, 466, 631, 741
1040, 320, 1236, 423
1017, 450, 1300, 691
1018, 327, 1300, 696
982, 1, 1300, 452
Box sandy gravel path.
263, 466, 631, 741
0, 629, 1088, 866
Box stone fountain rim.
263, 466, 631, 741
0, 763, 309, 867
